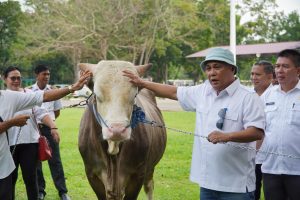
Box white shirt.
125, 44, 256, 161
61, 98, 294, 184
31, 83, 62, 122
255, 84, 273, 164
261, 82, 300, 175
177, 79, 265, 193
0, 90, 43, 179
7, 88, 48, 146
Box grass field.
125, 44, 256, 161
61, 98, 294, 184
15, 108, 199, 200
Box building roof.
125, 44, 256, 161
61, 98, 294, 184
186, 41, 300, 58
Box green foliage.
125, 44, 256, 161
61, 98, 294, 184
0, 1, 23, 70
275, 11, 300, 42
31, 52, 74, 84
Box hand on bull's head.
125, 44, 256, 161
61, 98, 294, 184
122, 63, 152, 89
71, 69, 93, 91
78, 63, 96, 90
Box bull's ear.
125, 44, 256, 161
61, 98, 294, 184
78, 63, 97, 74
78, 63, 96, 91
136, 63, 152, 77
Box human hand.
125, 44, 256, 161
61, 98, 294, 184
71, 70, 93, 91
207, 131, 230, 144
50, 129, 60, 143
12, 114, 31, 127
123, 70, 145, 88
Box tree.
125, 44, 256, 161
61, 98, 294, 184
0, 1, 23, 70
275, 11, 300, 42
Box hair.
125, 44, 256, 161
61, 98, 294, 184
3, 66, 21, 78
254, 60, 274, 74
278, 49, 300, 67
34, 64, 49, 74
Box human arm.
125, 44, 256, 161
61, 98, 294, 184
41, 115, 60, 143
123, 70, 178, 100
43, 70, 92, 102
0, 114, 30, 133
207, 126, 264, 144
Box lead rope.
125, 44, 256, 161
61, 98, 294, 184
139, 117, 300, 160
49, 95, 300, 160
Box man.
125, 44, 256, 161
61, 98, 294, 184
250, 60, 274, 200
123, 47, 265, 200
0, 70, 91, 200
261, 49, 300, 200
30, 64, 70, 200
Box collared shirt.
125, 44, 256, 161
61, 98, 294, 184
31, 83, 62, 122
261, 81, 300, 175
255, 83, 273, 164
0, 90, 43, 179
177, 79, 265, 193
7, 88, 48, 146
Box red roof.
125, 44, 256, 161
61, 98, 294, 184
186, 41, 300, 58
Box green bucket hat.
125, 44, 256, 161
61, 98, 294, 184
200, 48, 238, 74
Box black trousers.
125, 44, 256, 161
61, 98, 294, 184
0, 173, 12, 200
10, 143, 39, 200
37, 124, 68, 196
255, 164, 262, 200
263, 173, 300, 200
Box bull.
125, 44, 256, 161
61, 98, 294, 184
78, 61, 167, 200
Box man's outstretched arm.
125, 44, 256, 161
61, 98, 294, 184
123, 70, 178, 100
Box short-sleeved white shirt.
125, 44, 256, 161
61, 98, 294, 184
255, 84, 273, 164
177, 79, 265, 193
261, 82, 300, 175
7, 88, 48, 146
31, 83, 62, 122
0, 90, 43, 179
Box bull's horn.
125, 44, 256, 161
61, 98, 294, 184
136, 63, 152, 76
78, 63, 97, 74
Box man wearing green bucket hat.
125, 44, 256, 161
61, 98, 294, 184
123, 47, 265, 200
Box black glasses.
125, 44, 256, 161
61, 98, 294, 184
216, 108, 227, 130
9, 76, 22, 81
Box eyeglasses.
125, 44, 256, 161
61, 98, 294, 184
216, 108, 227, 130
9, 76, 22, 81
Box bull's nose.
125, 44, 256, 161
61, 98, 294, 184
108, 122, 128, 134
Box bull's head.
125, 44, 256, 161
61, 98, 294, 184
78, 60, 151, 155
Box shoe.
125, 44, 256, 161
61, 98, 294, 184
38, 193, 45, 200
60, 193, 71, 200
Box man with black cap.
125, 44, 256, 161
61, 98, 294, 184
123, 47, 265, 200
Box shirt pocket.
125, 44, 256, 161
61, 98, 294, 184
264, 105, 278, 127
288, 103, 300, 125
223, 111, 239, 130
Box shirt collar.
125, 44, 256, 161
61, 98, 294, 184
206, 78, 240, 97
276, 80, 300, 93
32, 82, 51, 91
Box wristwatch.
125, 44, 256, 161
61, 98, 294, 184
68, 85, 75, 93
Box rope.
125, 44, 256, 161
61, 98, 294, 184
59, 99, 300, 160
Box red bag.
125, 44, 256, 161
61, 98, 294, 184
38, 136, 52, 161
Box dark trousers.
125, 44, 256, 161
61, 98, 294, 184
0, 173, 12, 200
263, 173, 300, 200
10, 143, 39, 200
255, 164, 262, 200
37, 124, 68, 196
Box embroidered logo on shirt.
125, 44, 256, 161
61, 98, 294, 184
266, 102, 275, 106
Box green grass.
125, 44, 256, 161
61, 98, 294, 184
15, 108, 264, 199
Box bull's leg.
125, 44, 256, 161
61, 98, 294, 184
87, 173, 107, 200
143, 178, 154, 200
123, 176, 144, 200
